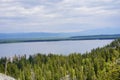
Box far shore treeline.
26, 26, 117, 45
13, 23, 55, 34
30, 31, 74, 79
0, 34, 120, 44
0, 39, 120, 80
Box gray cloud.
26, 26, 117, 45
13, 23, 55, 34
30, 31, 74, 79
0, 0, 120, 33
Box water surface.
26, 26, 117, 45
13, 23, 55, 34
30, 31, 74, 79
0, 40, 113, 57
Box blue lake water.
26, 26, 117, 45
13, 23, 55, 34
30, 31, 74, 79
0, 40, 113, 57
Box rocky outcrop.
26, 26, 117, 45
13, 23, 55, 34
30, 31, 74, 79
0, 73, 15, 80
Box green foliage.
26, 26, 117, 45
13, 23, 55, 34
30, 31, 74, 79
0, 39, 120, 80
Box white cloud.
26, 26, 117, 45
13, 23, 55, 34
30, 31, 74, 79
1, 0, 15, 2
0, 0, 120, 33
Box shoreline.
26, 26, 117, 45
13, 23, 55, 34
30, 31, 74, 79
0, 38, 115, 44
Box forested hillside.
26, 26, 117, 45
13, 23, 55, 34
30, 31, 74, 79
0, 39, 120, 80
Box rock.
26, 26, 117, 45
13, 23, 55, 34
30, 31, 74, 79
0, 73, 16, 80
60, 75, 71, 80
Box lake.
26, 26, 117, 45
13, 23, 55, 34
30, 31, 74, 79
0, 40, 113, 57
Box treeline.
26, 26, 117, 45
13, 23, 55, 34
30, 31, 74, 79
0, 39, 120, 80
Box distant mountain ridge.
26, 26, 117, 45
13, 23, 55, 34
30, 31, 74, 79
0, 33, 120, 44
0, 32, 120, 40
0, 32, 69, 39
70, 34, 120, 40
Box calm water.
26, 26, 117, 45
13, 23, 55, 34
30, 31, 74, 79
0, 40, 113, 57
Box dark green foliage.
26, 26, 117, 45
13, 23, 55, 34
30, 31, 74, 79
0, 39, 120, 80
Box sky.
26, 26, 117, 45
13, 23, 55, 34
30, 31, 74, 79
0, 0, 120, 34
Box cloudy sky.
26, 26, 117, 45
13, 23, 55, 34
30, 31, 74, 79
0, 0, 120, 33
